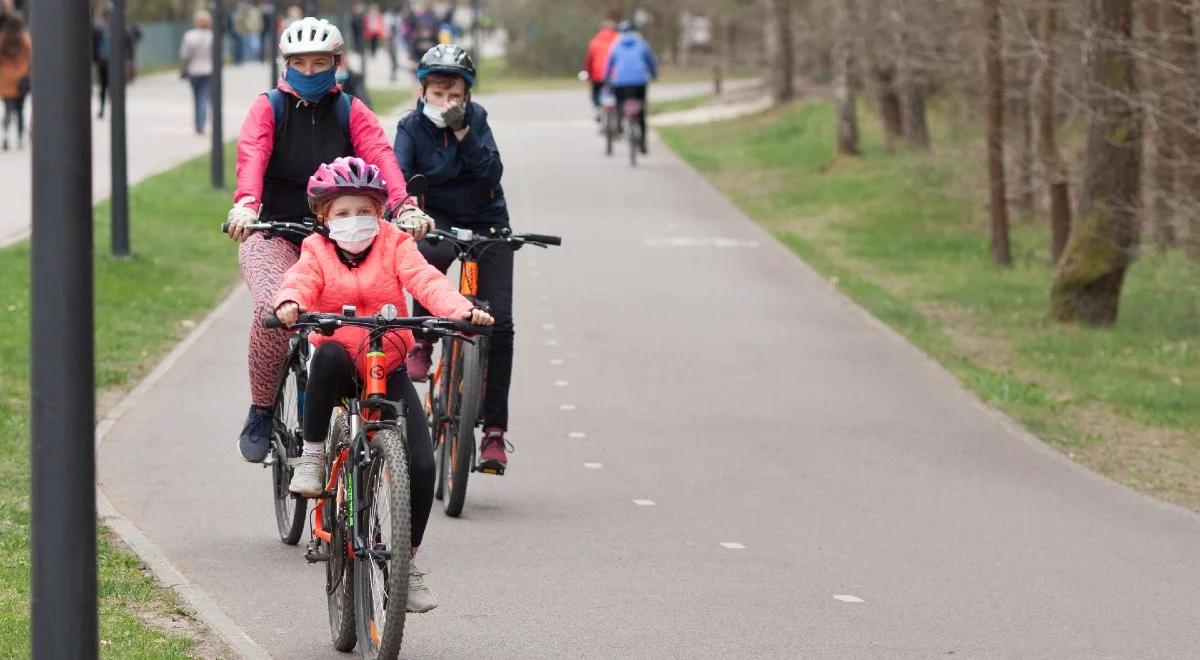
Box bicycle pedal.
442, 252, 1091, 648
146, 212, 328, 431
477, 464, 505, 476
304, 539, 329, 563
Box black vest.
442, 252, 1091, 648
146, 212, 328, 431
261, 93, 355, 222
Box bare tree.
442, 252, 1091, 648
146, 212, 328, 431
1158, 0, 1200, 252
834, 0, 861, 155
984, 0, 1012, 265
893, 0, 931, 148
1050, 0, 1142, 325
1034, 5, 1072, 262
860, 0, 904, 150
766, 0, 797, 103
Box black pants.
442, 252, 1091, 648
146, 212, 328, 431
303, 341, 435, 548
590, 81, 603, 108
2, 96, 26, 140
412, 229, 515, 431
613, 85, 647, 141
96, 61, 109, 115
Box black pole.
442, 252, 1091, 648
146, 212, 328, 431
211, 0, 225, 189
357, 10, 367, 90
30, 0, 97, 656
109, 0, 130, 256
268, 10, 279, 86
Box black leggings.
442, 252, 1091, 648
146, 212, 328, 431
613, 85, 647, 139
303, 341, 435, 548
412, 230, 515, 430
2, 96, 25, 138
96, 61, 109, 114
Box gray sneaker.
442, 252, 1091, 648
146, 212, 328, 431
288, 455, 325, 497
406, 559, 438, 613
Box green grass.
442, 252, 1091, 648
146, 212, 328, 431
0, 144, 241, 656
660, 100, 1200, 508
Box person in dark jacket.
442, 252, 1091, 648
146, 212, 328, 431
394, 44, 517, 474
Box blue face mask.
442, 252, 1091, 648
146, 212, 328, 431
335, 70, 350, 84
285, 67, 336, 103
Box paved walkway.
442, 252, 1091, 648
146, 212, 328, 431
95, 82, 1200, 658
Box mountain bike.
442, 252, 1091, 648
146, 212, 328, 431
422, 226, 562, 517
223, 218, 319, 544
267, 307, 489, 659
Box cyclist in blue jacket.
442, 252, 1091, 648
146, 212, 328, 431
604, 20, 657, 154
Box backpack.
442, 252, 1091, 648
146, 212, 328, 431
266, 88, 353, 143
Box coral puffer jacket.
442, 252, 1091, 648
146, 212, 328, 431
274, 220, 473, 379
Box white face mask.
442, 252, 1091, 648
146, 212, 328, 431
422, 98, 447, 128
327, 215, 379, 253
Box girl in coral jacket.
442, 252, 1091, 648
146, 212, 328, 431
273, 156, 493, 613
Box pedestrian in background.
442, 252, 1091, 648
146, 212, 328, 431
179, 9, 214, 135
0, 9, 30, 151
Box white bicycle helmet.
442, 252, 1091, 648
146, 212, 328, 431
279, 17, 345, 57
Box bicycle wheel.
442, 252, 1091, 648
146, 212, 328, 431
443, 338, 485, 518
354, 427, 412, 660
430, 339, 452, 502
629, 122, 639, 167
271, 338, 308, 545
325, 415, 356, 652
604, 109, 614, 156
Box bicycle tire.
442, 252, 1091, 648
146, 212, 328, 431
430, 339, 452, 502
326, 415, 356, 652
629, 123, 639, 167
271, 339, 308, 545
443, 338, 484, 518
605, 109, 614, 156
354, 427, 412, 660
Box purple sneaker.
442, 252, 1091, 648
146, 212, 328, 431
406, 339, 433, 381
477, 428, 509, 474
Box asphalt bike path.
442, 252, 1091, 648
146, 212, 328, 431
99, 86, 1200, 658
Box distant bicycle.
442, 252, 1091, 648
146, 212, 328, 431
269, 307, 489, 659
622, 96, 644, 167
600, 85, 618, 157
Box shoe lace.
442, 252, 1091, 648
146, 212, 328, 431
483, 432, 514, 453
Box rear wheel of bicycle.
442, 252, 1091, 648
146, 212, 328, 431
629, 122, 640, 167
604, 109, 615, 156
271, 341, 308, 545
325, 416, 356, 652
354, 428, 412, 660
443, 339, 484, 518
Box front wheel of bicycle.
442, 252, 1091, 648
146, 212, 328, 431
604, 109, 615, 156
354, 427, 412, 660
271, 341, 308, 544
443, 338, 484, 518
326, 416, 356, 652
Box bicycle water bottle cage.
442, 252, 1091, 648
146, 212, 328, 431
342, 305, 357, 317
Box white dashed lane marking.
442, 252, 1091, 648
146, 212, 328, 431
559, 404, 576, 411
545, 339, 559, 347
542, 323, 556, 330
719, 542, 746, 550
549, 358, 564, 366
567, 432, 587, 439
554, 380, 569, 387
583, 462, 603, 469
833, 595, 865, 603
633, 500, 656, 506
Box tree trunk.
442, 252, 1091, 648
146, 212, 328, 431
1012, 36, 1036, 216
1141, 0, 1176, 247
894, 0, 930, 148
984, 0, 1012, 265
860, 0, 904, 150
1035, 6, 1072, 262
1050, 0, 1141, 326
834, 0, 861, 155
1161, 0, 1200, 254
766, 0, 796, 104
712, 13, 725, 97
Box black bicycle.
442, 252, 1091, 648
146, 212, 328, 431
267, 307, 489, 658
421, 226, 561, 517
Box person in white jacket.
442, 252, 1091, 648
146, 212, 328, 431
179, 10, 214, 134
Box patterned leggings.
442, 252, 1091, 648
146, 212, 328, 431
239, 234, 301, 409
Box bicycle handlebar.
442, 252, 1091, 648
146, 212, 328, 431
263, 311, 493, 338
221, 219, 318, 235
428, 228, 563, 248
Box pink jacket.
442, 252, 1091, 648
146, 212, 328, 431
274, 220, 473, 379
234, 80, 409, 211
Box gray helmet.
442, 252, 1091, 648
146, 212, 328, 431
417, 44, 477, 88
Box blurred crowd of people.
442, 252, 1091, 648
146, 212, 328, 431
0, 0, 30, 151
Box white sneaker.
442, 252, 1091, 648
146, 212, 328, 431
406, 559, 438, 613
288, 455, 325, 497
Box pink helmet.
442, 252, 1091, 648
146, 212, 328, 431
307, 156, 388, 212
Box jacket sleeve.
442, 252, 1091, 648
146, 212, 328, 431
179, 33, 190, 64
604, 48, 616, 83
643, 42, 657, 80
393, 119, 417, 181
234, 94, 274, 209
393, 234, 473, 319
456, 106, 503, 186
273, 239, 325, 311
348, 96, 410, 209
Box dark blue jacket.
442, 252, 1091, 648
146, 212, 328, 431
393, 101, 507, 226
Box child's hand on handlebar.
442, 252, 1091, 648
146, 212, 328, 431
226, 196, 260, 242
463, 308, 494, 326
275, 301, 302, 326
395, 205, 435, 240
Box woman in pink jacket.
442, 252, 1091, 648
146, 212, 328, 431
227, 17, 436, 463
274, 156, 493, 613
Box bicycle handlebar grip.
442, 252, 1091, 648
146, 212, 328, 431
221, 221, 231, 234
523, 233, 562, 246
262, 314, 285, 329
443, 319, 494, 337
